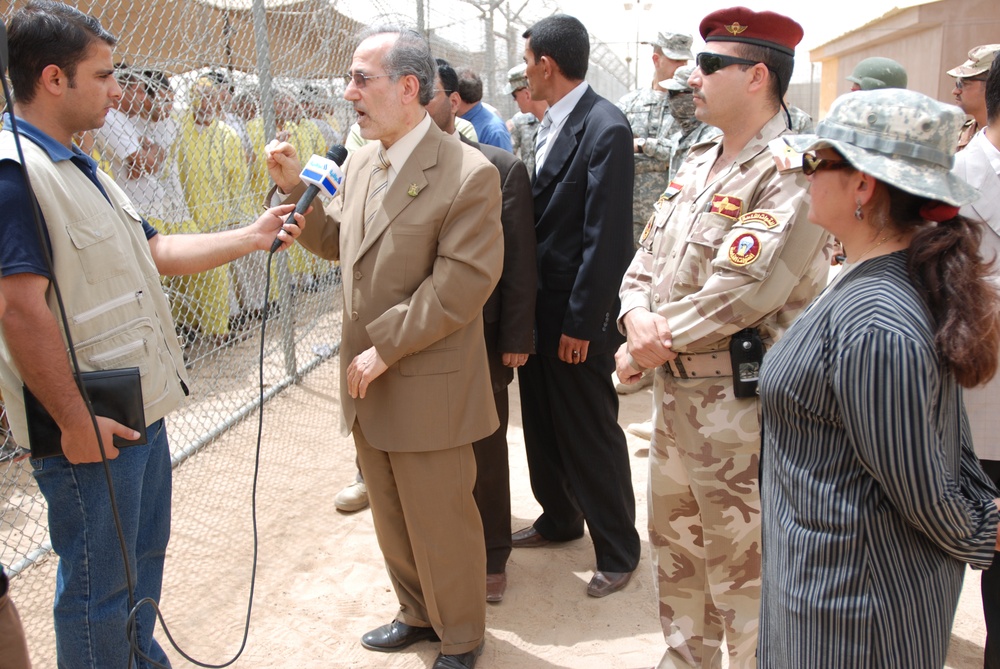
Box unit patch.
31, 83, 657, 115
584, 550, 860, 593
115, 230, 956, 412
710, 194, 743, 220
728, 233, 762, 266
738, 211, 779, 229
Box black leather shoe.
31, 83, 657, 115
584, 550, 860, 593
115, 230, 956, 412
432, 640, 485, 668
511, 526, 551, 548
360, 620, 439, 652
587, 570, 633, 597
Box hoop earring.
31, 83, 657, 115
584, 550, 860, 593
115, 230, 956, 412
855, 201, 864, 221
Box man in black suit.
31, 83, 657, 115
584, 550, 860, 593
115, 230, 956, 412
426, 58, 537, 604
512, 14, 640, 598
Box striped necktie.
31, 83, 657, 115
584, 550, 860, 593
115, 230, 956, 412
364, 147, 391, 232
534, 110, 552, 175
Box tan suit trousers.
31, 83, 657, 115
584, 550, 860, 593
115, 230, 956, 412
353, 422, 486, 655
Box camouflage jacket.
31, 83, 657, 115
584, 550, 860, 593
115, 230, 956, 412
618, 87, 673, 173
619, 113, 831, 354
509, 112, 539, 177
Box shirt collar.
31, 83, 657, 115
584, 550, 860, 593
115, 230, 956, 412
384, 112, 432, 177
2, 114, 97, 169
546, 81, 589, 129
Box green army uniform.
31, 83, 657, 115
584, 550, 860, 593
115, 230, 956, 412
618, 87, 674, 244
509, 112, 539, 177
619, 112, 830, 668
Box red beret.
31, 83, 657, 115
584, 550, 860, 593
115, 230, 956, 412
699, 7, 803, 57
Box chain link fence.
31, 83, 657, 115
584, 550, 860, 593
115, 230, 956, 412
0, 0, 631, 664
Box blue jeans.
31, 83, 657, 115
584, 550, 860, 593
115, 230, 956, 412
32, 419, 172, 669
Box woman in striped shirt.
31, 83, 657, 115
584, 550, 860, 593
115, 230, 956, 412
758, 89, 1000, 668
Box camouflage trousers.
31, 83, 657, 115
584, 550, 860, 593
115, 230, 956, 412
649, 369, 761, 669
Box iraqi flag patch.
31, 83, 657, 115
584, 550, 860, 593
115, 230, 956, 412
658, 181, 683, 203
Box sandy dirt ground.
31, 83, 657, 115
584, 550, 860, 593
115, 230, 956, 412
13, 359, 990, 668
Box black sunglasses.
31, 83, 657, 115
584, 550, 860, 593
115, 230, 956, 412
342, 71, 391, 88
802, 152, 852, 176
955, 76, 988, 90
695, 52, 761, 75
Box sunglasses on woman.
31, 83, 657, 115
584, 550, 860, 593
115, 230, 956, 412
695, 52, 761, 75
801, 152, 852, 176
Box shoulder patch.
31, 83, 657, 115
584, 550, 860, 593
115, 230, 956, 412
738, 211, 779, 229
710, 194, 743, 220
769, 138, 803, 173
728, 233, 762, 267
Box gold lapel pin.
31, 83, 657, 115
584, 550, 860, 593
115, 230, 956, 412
407, 183, 421, 197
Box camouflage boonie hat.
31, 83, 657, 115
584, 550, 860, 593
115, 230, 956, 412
846, 57, 908, 90
504, 63, 528, 94
785, 89, 977, 206
946, 44, 1000, 78
647, 32, 694, 61
661, 65, 695, 92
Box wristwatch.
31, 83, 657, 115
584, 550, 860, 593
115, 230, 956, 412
636, 138, 646, 153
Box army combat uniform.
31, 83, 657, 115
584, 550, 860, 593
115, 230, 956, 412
618, 112, 830, 669
509, 111, 539, 177
618, 87, 674, 244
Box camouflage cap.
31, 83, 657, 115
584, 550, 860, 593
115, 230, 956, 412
785, 89, 977, 206
661, 65, 695, 92
846, 57, 908, 90
647, 32, 694, 61
504, 63, 528, 95
946, 44, 1000, 78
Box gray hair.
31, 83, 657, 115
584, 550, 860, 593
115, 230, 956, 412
358, 24, 435, 106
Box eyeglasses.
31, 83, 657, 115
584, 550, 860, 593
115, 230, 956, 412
955, 76, 988, 90
433, 88, 455, 97
510, 87, 526, 100
667, 89, 691, 99
342, 71, 391, 88
695, 52, 761, 75
802, 152, 852, 176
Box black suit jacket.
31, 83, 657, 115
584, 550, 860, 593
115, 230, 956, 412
461, 136, 537, 392
531, 86, 634, 357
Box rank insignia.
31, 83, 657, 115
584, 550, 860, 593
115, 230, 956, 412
728, 233, 761, 266
710, 194, 743, 219
725, 22, 748, 35
659, 181, 683, 202
407, 183, 421, 197
739, 211, 779, 229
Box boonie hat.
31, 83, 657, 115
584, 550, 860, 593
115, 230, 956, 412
784, 89, 977, 206
700, 7, 803, 57
661, 65, 695, 92
504, 63, 528, 95
846, 57, 908, 90
946, 44, 1000, 78
647, 32, 694, 61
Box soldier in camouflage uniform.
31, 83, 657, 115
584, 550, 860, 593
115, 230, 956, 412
616, 8, 830, 668
660, 66, 722, 180
505, 63, 546, 177
618, 31, 693, 244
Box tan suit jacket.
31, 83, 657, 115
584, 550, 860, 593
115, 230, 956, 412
296, 121, 504, 452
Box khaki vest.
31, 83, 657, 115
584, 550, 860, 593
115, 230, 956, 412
0, 132, 189, 449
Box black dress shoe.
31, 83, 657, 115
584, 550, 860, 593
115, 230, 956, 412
511, 526, 551, 547
360, 620, 439, 652
587, 570, 633, 597
432, 640, 484, 668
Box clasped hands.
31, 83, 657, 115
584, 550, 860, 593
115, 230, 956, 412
615, 308, 676, 386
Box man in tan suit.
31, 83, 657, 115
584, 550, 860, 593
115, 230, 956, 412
267, 27, 503, 669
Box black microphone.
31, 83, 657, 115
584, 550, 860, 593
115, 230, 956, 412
270, 144, 348, 253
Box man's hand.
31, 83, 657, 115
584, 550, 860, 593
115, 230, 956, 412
558, 334, 589, 364
614, 342, 644, 385
60, 416, 141, 464
502, 352, 529, 368
623, 308, 675, 369
265, 139, 303, 194
347, 346, 388, 399
248, 203, 306, 252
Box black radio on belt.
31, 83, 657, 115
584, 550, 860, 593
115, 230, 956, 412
729, 328, 764, 398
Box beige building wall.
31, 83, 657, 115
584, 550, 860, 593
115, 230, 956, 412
811, 0, 1000, 118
